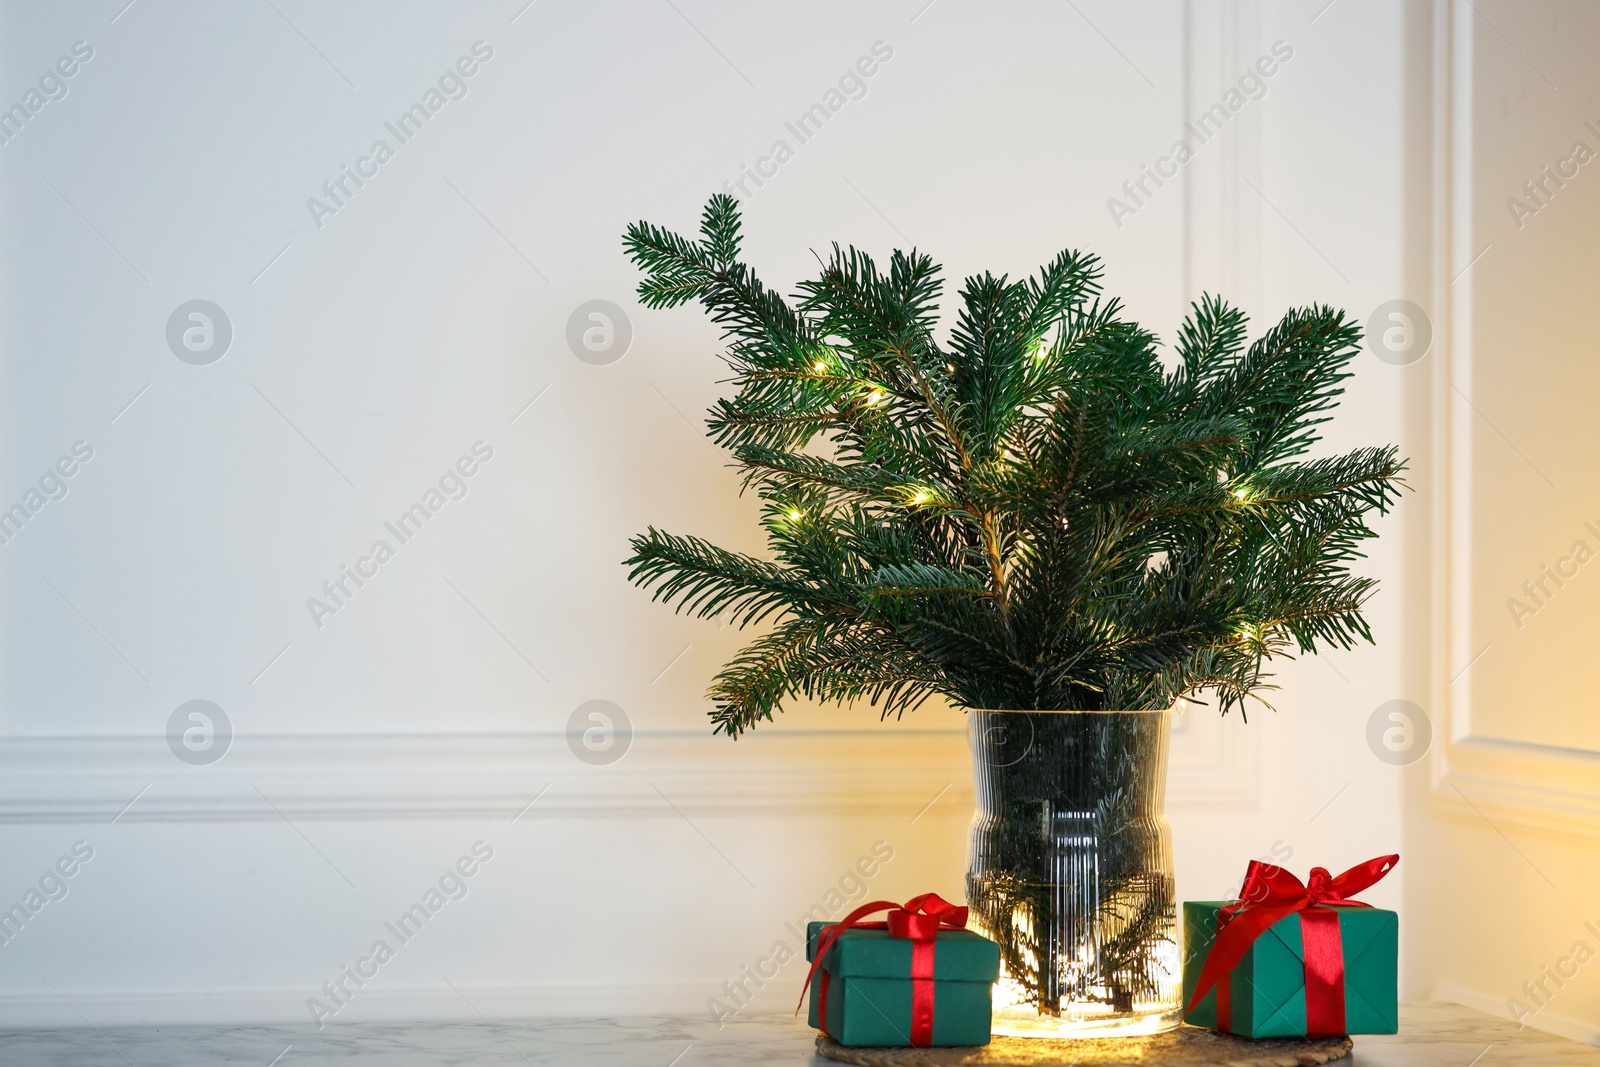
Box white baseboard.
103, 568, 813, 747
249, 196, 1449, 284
1434, 980, 1600, 1047
0, 981, 729, 1030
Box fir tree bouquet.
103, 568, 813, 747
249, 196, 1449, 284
621, 196, 1403, 734
620, 197, 1403, 1028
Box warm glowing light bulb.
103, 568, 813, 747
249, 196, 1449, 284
866, 390, 886, 406
814, 361, 828, 372
912, 491, 929, 504
787, 509, 802, 520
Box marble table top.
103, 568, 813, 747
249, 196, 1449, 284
0, 1002, 1592, 1066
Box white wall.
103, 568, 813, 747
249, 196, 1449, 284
0, 0, 1409, 1028
1172, 0, 1410, 980
1401, 0, 1600, 1044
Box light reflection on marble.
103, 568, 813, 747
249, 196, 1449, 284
0, 1004, 1594, 1066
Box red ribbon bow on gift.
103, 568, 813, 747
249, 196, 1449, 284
1188, 854, 1398, 1036
798, 893, 968, 1047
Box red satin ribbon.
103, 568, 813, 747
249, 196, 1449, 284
1188, 855, 1397, 1036
798, 893, 968, 1046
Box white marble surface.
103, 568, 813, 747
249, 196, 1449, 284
0, 1014, 808, 1066
1355, 1004, 1600, 1067
0, 1004, 1593, 1066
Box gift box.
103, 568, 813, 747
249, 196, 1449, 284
803, 894, 999, 1047
1183, 856, 1399, 1038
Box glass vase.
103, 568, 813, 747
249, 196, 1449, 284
965, 708, 1181, 1038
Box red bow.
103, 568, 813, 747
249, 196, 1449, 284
1188, 855, 1397, 1036
798, 893, 968, 1046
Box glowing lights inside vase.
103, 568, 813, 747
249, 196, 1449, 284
982, 936, 1182, 1038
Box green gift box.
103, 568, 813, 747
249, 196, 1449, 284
805, 920, 999, 1047
1182, 900, 1398, 1037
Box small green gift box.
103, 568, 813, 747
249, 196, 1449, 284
1182, 856, 1399, 1039
804, 897, 999, 1048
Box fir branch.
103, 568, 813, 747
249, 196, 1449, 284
620, 197, 1406, 735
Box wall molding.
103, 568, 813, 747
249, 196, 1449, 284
0, 719, 1255, 823
1169, 700, 1262, 810
0, 731, 967, 823
1425, 0, 1600, 843
1183, 0, 1264, 312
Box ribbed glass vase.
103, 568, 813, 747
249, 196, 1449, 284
965, 709, 1181, 1038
